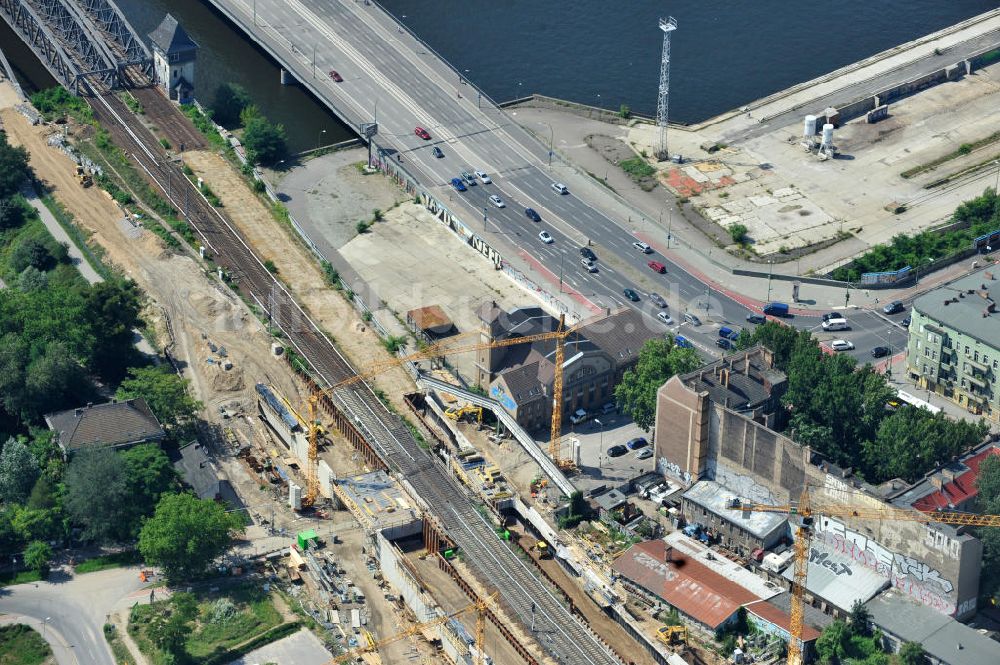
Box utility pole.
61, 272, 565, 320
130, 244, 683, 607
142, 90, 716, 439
655, 17, 678, 161
766, 260, 773, 302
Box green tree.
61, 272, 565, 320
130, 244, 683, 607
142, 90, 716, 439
10, 238, 57, 273
815, 620, 851, 664
22, 342, 83, 421
0, 196, 27, 230
0, 506, 20, 553
242, 115, 288, 165
12, 507, 61, 543
897, 641, 926, 665
65, 448, 130, 543
82, 281, 143, 380
210, 82, 252, 127
863, 409, 986, 483
121, 443, 179, 519
976, 454, 1000, 604
116, 366, 201, 435
728, 223, 748, 244
24, 540, 52, 576
16, 266, 49, 292
849, 599, 871, 637
0, 132, 31, 199
614, 337, 700, 431
0, 437, 40, 504
138, 493, 244, 582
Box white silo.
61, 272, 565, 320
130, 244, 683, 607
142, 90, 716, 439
821, 123, 834, 149
803, 115, 817, 137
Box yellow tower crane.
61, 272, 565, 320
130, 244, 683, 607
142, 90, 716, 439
325, 592, 497, 664
731, 491, 1000, 665
308, 316, 584, 468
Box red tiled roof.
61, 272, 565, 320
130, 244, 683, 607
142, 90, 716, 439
912, 447, 1000, 511
745, 599, 822, 642
612, 540, 760, 630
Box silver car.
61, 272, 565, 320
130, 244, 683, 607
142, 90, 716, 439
650, 293, 667, 308
489, 194, 505, 208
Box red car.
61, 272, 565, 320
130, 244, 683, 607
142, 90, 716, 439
647, 261, 666, 274
328, 70, 343, 83
414, 126, 431, 140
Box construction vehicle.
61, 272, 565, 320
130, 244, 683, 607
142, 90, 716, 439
75, 164, 92, 187
312, 314, 586, 469
327, 592, 497, 664
445, 404, 483, 424
731, 491, 1000, 665
655, 625, 687, 646
533, 540, 552, 559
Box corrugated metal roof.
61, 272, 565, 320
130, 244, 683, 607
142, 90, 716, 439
612, 540, 760, 630
682, 480, 788, 541
781, 538, 888, 612
664, 532, 782, 600
745, 598, 822, 642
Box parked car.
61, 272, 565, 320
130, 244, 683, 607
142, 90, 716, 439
600, 401, 616, 414
683, 312, 702, 326
871, 346, 891, 358
569, 408, 589, 425
450, 177, 467, 192
647, 261, 667, 274
763, 302, 789, 317
719, 326, 738, 340
901, 316, 911, 328
716, 338, 733, 350
657, 311, 674, 325
525, 207, 541, 222
552, 182, 568, 195
633, 241, 653, 254
328, 70, 343, 82
431, 146, 444, 158
538, 230, 554, 244
489, 194, 505, 208
636, 448, 654, 460
623, 288, 640, 302
650, 293, 668, 308
581, 258, 598, 272
830, 339, 855, 352
414, 126, 431, 140
607, 444, 627, 457
626, 437, 648, 450
474, 169, 491, 184
580, 247, 597, 261
674, 335, 692, 348
461, 171, 477, 186
746, 313, 766, 325
883, 300, 905, 315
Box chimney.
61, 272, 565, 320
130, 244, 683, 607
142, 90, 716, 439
74, 408, 83, 416
942, 468, 957, 483
720, 368, 730, 388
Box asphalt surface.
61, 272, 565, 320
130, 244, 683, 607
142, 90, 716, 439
215, 0, 918, 363
0, 566, 146, 665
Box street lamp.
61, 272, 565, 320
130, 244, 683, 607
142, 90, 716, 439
43, 617, 50, 637
594, 419, 604, 457
766, 260, 773, 303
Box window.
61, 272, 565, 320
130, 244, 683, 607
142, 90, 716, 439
961, 379, 967, 389
975, 351, 980, 362
966, 346, 971, 356
925, 348, 930, 358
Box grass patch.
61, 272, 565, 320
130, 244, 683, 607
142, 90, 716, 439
901, 130, 1000, 178
0, 569, 42, 587
30, 86, 93, 124
619, 156, 655, 179
129, 584, 284, 665
75, 550, 141, 574
104, 623, 136, 665
0, 624, 53, 665
181, 104, 228, 151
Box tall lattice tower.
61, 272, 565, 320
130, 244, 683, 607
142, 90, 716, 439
655, 17, 678, 161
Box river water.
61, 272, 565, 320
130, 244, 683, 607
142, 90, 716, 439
3, 0, 997, 151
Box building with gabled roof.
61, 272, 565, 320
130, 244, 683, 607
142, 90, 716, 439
476, 302, 660, 431
149, 14, 197, 103
45, 398, 165, 457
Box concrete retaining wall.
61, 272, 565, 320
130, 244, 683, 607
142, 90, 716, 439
376, 531, 439, 623
502, 93, 658, 126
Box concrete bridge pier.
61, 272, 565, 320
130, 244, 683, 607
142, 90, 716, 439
280, 67, 294, 85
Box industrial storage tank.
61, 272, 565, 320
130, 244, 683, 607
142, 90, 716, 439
803, 114, 817, 137
821, 123, 834, 148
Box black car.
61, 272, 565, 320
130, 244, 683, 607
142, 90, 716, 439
871, 346, 891, 358
746, 313, 766, 325
580, 247, 597, 261
716, 338, 733, 350
525, 207, 541, 222
822, 312, 845, 322
607, 444, 627, 458
901, 316, 911, 328
623, 288, 640, 302
883, 300, 905, 315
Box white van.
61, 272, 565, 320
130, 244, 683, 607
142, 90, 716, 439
822, 318, 850, 331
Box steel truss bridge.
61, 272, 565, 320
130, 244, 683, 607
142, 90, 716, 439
0, 0, 152, 92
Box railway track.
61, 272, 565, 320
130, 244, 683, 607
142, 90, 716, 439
81, 81, 620, 665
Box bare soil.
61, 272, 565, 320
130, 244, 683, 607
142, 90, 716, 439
181, 150, 416, 412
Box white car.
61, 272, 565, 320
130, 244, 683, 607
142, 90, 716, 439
538, 230, 554, 244
488, 194, 505, 208
636, 448, 654, 460
581, 258, 598, 272
552, 182, 568, 195
657, 311, 674, 325
830, 339, 855, 352
475, 169, 491, 184
633, 241, 653, 254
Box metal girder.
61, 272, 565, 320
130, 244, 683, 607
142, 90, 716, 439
0, 0, 79, 89
77, 0, 152, 75
28, 0, 118, 87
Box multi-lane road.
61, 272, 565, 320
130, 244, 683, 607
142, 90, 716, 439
213, 0, 909, 360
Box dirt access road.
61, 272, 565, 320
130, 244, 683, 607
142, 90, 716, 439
182, 150, 416, 412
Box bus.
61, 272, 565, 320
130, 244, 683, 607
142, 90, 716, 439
893, 390, 942, 415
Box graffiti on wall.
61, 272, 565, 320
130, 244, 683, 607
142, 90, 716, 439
817, 518, 956, 615
658, 458, 691, 485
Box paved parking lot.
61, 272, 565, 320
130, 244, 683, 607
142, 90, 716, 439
563, 411, 654, 493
